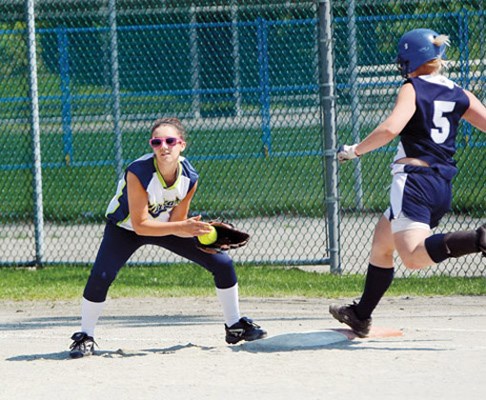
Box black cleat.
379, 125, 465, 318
69, 332, 96, 359
225, 317, 267, 344
477, 224, 486, 257
329, 303, 371, 338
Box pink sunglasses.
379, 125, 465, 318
149, 137, 184, 148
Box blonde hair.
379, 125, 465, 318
433, 34, 450, 48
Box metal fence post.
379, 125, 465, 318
317, 0, 340, 274
190, 5, 201, 119
458, 9, 473, 144
231, 0, 242, 117
257, 17, 272, 157
57, 27, 73, 166
108, 0, 123, 179
346, 0, 364, 210
25, 0, 44, 266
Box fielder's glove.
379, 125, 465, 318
337, 144, 360, 163
196, 221, 250, 254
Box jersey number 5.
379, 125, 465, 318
431, 100, 455, 143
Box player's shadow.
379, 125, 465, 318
143, 342, 216, 354
6, 348, 150, 362
6, 343, 216, 362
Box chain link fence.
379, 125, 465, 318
0, 0, 484, 276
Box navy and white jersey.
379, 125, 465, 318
394, 75, 470, 180
105, 154, 199, 230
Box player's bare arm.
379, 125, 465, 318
355, 83, 417, 156
462, 90, 486, 132
169, 182, 213, 237
127, 171, 209, 237
337, 83, 416, 161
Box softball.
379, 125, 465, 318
198, 226, 217, 245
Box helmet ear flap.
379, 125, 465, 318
397, 59, 409, 78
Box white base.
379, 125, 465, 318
239, 330, 348, 352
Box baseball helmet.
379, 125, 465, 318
397, 28, 447, 78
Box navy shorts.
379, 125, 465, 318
388, 164, 452, 229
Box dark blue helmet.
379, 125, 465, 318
397, 29, 447, 78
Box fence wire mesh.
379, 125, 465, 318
0, 0, 484, 276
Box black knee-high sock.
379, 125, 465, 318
354, 264, 394, 320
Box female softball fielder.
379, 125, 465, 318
69, 117, 266, 358
329, 28, 486, 337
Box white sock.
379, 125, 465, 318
216, 284, 240, 327
81, 297, 106, 337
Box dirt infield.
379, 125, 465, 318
1, 296, 485, 400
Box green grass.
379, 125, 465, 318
1, 130, 484, 222
0, 264, 484, 301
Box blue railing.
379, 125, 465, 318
0, 10, 484, 172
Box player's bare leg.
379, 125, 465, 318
394, 228, 433, 269
369, 216, 395, 268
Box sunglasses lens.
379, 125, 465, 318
150, 138, 162, 147
165, 137, 177, 146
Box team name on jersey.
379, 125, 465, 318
148, 198, 181, 218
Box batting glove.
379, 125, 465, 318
337, 144, 360, 162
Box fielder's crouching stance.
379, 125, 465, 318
329, 28, 486, 338
69, 117, 266, 358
